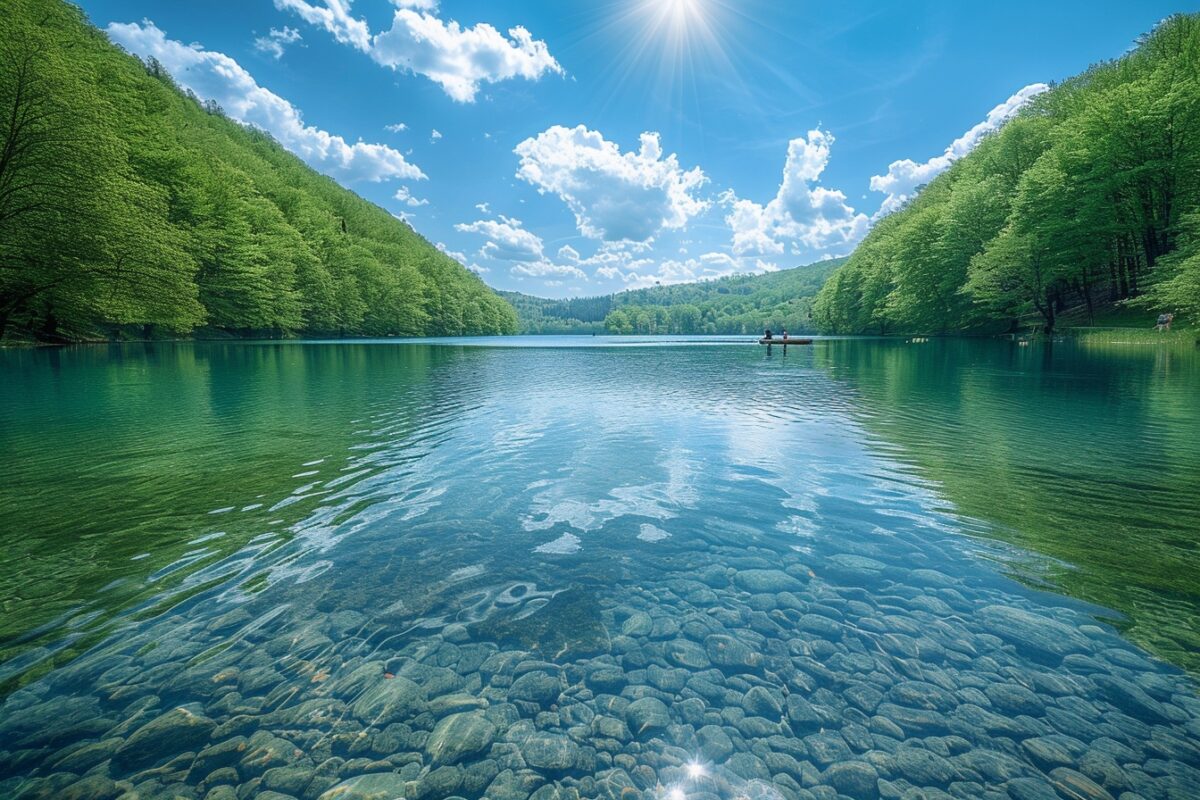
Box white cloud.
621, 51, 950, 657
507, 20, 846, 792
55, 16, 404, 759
515, 125, 708, 243
724, 129, 868, 256
254, 26, 302, 60
274, 0, 369, 50
108, 21, 425, 184
511, 261, 586, 279
475, 202, 491, 214
431, 129, 443, 143
455, 215, 545, 262
437, 241, 488, 274
385, 121, 408, 133
870, 83, 1049, 216
394, 186, 428, 207
558, 245, 581, 263
276, 0, 561, 102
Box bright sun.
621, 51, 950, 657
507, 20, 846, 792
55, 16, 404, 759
655, 0, 707, 31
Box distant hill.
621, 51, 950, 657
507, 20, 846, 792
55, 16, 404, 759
501, 258, 845, 335
0, 0, 517, 341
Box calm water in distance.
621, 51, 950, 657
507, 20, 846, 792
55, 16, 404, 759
0, 337, 1197, 799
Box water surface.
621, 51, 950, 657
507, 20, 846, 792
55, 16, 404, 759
1, 338, 1197, 800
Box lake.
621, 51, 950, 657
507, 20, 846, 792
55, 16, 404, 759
1, 337, 1198, 800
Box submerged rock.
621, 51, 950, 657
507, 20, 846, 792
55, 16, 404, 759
317, 772, 410, 800
733, 569, 804, 594
509, 671, 562, 707
624, 697, 670, 737
426, 711, 497, 765
521, 731, 581, 772
350, 676, 426, 724
978, 605, 1090, 663
115, 705, 215, 769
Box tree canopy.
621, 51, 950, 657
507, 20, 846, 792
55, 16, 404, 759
813, 15, 1200, 335
0, 0, 517, 341
503, 259, 843, 335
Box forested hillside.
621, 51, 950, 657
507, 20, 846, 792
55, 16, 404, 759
814, 15, 1200, 335
0, 0, 517, 342
504, 258, 842, 335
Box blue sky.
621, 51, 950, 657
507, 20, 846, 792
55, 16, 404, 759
81, 0, 1197, 298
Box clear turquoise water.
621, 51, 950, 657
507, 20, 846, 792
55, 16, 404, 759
1, 338, 1198, 800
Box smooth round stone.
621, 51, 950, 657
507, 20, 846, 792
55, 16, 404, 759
846, 684, 884, 713
696, 724, 734, 762
726, 752, 771, 780
704, 635, 762, 672
826, 554, 887, 576
1048, 767, 1116, 800
889, 681, 957, 713
509, 671, 562, 707
522, 732, 580, 771
591, 715, 631, 742
665, 639, 711, 670
786, 695, 823, 733
799, 614, 844, 640
805, 732, 852, 766
733, 570, 804, 594
621, 612, 654, 637
893, 746, 955, 786
824, 760, 880, 799
318, 773, 410, 800
984, 682, 1045, 716
742, 686, 783, 718
586, 669, 627, 694
625, 697, 671, 737
426, 712, 497, 765
1090, 675, 1172, 724
1022, 737, 1077, 769
1004, 777, 1060, 800
977, 606, 1089, 663
350, 676, 426, 723
115, 705, 215, 769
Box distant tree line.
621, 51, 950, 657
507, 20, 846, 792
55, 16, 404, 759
504, 260, 842, 335
0, 0, 517, 342
813, 15, 1200, 334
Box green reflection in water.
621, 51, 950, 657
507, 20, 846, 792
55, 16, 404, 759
816, 338, 1200, 675
0, 342, 452, 690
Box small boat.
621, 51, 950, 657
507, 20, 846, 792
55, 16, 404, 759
759, 337, 812, 345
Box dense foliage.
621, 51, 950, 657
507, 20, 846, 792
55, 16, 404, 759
0, 0, 517, 341
813, 15, 1200, 334
504, 259, 842, 335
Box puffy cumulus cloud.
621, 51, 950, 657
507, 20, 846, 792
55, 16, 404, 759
254, 26, 302, 60
594, 251, 756, 289
511, 261, 587, 280
436, 242, 488, 274
394, 186, 428, 207
276, 0, 561, 102
724, 129, 868, 257
870, 83, 1049, 216
273, 0, 369, 50
515, 126, 708, 244
385, 121, 408, 133
455, 216, 545, 262
108, 21, 424, 184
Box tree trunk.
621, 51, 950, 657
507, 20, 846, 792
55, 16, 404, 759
1080, 280, 1095, 325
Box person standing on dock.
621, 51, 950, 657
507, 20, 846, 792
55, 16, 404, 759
781, 328, 789, 340
763, 329, 773, 340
